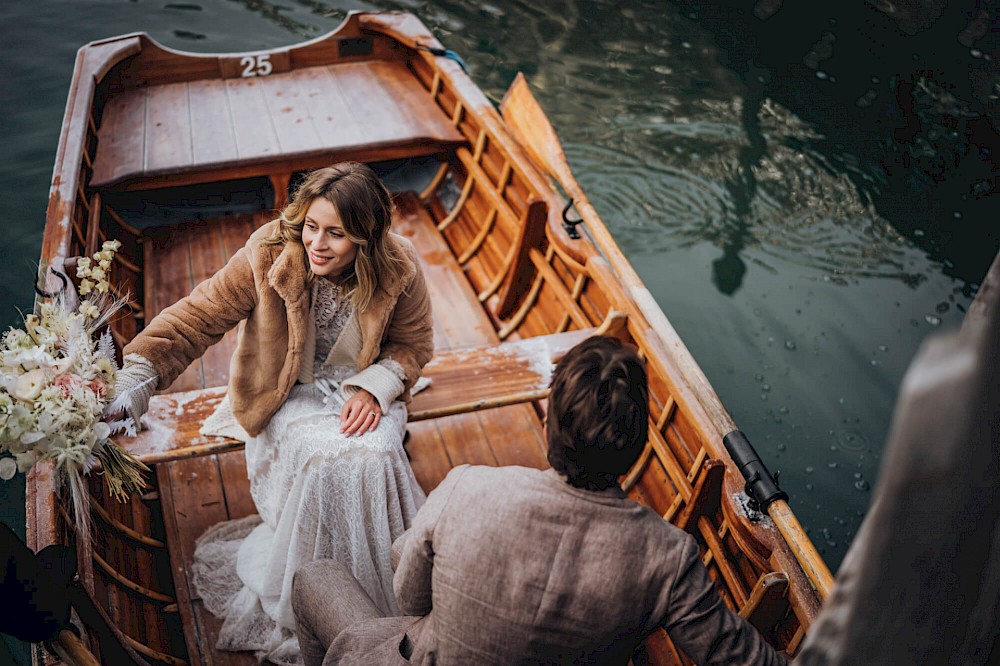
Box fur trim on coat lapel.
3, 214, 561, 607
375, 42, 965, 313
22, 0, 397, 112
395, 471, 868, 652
267, 240, 310, 304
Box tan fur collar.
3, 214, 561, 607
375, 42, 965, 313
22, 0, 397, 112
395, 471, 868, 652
267, 239, 309, 304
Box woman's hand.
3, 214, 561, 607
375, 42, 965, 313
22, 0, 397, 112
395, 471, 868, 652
108, 355, 159, 431
340, 389, 381, 436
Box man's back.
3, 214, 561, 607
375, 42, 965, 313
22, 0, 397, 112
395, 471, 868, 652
394, 464, 784, 665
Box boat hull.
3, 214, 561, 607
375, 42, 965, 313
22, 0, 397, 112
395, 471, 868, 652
28, 11, 829, 664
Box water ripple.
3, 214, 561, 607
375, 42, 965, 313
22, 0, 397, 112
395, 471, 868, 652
562, 94, 923, 285
570, 143, 728, 254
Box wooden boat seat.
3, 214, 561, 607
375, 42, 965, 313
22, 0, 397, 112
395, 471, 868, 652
91, 60, 465, 195
124, 320, 621, 465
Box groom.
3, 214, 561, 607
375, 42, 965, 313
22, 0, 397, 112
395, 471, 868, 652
292, 336, 786, 665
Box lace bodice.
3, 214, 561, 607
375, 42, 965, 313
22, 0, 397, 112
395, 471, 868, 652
312, 279, 354, 378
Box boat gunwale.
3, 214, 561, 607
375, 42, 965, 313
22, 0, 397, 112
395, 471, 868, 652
81, 10, 424, 66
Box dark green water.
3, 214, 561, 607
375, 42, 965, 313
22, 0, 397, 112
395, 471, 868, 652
1, 6, 995, 652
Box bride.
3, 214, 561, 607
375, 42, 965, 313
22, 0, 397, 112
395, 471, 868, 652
113, 162, 433, 664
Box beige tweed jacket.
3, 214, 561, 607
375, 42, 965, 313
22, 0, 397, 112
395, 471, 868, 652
323, 465, 788, 665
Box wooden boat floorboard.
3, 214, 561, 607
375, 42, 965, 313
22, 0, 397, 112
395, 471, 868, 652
152, 192, 548, 664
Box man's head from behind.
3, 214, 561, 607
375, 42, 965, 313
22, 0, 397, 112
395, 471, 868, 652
547, 335, 649, 491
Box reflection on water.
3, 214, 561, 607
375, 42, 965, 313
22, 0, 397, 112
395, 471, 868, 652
0, 0, 994, 585
567, 98, 926, 289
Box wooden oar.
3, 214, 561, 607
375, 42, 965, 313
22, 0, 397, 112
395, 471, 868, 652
50, 630, 101, 666
499, 72, 834, 600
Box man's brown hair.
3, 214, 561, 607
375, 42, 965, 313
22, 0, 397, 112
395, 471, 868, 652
546, 335, 649, 490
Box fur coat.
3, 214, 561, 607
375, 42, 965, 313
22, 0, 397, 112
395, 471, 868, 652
123, 220, 433, 436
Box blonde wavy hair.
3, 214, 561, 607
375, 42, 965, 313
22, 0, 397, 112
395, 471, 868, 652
264, 162, 406, 311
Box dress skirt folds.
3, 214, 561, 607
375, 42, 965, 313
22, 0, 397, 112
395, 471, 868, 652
191, 379, 425, 665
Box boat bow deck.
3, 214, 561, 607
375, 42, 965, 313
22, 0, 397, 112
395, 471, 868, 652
91, 59, 464, 191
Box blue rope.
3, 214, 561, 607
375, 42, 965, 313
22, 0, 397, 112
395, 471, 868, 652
418, 45, 469, 73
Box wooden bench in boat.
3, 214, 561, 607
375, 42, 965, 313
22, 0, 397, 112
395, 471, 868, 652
91, 59, 465, 203
123, 318, 623, 465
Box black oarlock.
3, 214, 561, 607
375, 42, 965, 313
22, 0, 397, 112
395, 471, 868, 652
723, 429, 788, 512
561, 199, 584, 239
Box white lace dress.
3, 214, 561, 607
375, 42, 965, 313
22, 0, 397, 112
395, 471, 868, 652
191, 279, 426, 665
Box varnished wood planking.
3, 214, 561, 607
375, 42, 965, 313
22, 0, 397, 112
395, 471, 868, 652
258, 72, 323, 155
159, 454, 263, 666
93, 87, 145, 187
163, 457, 230, 589
439, 414, 499, 467
377, 60, 456, 142
393, 195, 496, 345
192, 602, 257, 666
189, 80, 240, 167
396, 205, 503, 473
483, 404, 548, 468
130, 492, 174, 656
102, 482, 142, 645
393, 193, 547, 475
406, 421, 454, 493
336, 61, 414, 143
92, 60, 462, 188
221, 211, 271, 255
288, 66, 365, 150
226, 78, 282, 161
144, 82, 193, 175
143, 223, 204, 392
157, 459, 219, 665
187, 220, 237, 388
217, 450, 255, 522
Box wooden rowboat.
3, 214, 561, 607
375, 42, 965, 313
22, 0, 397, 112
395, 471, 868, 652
28, 11, 833, 665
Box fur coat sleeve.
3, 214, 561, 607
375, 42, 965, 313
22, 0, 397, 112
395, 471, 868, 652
123, 244, 260, 390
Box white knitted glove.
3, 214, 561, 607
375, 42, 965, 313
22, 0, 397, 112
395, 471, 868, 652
108, 354, 159, 431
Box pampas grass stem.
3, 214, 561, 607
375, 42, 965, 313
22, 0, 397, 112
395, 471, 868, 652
94, 440, 149, 503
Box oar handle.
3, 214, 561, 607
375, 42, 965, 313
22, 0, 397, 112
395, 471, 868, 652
723, 429, 788, 511
768, 500, 835, 599
50, 629, 101, 666
724, 429, 834, 598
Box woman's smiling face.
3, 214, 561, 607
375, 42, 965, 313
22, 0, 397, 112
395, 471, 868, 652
301, 197, 359, 279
